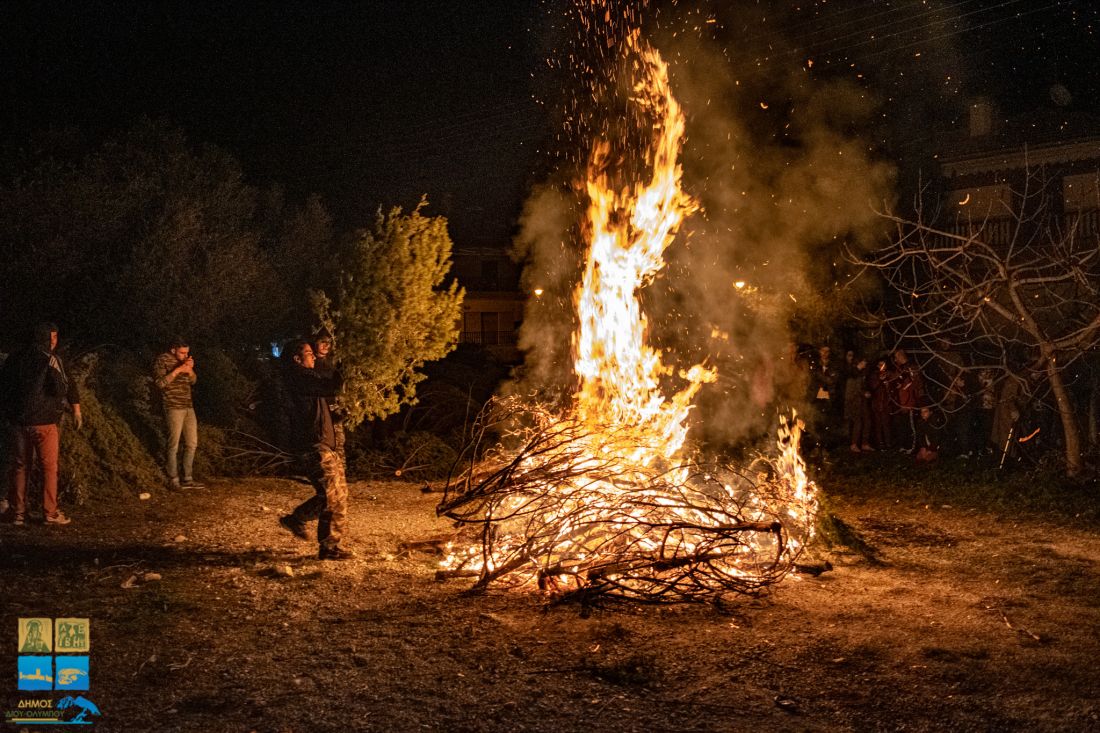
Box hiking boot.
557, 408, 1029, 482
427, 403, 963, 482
319, 546, 354, 561
279, 515, 311, 541
45, 512, 72, 526
168, 477, 182, 490
180, 478, 205, 489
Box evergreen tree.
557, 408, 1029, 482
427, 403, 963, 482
313, 200, 464, 429
0, 119, 330, 349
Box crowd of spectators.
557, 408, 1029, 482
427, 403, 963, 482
799, 344, 1046, 466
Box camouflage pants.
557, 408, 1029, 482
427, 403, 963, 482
333, 420, 346, 460
290, 447, 348, 550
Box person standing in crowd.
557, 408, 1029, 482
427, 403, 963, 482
973, 368, 997, 457
891, 348, 924, 452
0, 322, 81, 526
844, 354, 873, 452
942, 370, 974, 458
869, 357, 894, 450
153, 338, 203, 489
788, 342, 813, 409
991, 375, 1023, 462
837, 349, 854, 418
279, 339, 352, 561
809, 344, 840, 448
913, 405, 942, 463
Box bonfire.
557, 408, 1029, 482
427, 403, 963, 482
437, 34, 818, 604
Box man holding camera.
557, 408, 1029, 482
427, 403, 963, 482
279, 338, 351, 560
153, 338, 202, 489
311, 328, 346, 460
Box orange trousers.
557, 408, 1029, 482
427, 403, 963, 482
7, 424, 61, 519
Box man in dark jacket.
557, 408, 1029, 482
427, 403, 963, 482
0, 322, 81, 526
311, 328, 345, 460
278, 339, 352, 560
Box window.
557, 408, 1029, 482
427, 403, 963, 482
482, 312, 499, 345
480, 260, 500, 290
463, 312, 481, 343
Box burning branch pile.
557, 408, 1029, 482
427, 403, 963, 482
436, 35, 818, 603
438, 399, 816, 604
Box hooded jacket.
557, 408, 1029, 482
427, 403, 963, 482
0, 323, 81, 426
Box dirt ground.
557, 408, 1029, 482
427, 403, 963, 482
2, 476, 1099, 733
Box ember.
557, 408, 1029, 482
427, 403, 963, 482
438, 35, 818, 604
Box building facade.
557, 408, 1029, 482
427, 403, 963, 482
936, 100, 1099, 245
451, 246, 525, 362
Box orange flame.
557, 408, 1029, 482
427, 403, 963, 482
440, 37, 817, 598
574, 40, 715, 461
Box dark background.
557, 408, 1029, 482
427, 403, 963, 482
1, 1, 1097, 246
0, 1, 549, 246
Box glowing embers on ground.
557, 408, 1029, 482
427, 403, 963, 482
437, 37, 818, 603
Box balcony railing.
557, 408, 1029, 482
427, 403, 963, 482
940, 218, 1014, 247
460, 330, 519, 347
930, 209, 1099, 247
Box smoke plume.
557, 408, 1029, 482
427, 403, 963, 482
512, 1, 896, 447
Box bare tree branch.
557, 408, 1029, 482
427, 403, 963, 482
859, 166, 1100, 476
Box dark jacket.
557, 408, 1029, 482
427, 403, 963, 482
0, 326, 80, 426
843, 364, 867, 420
283, 363, 343, 452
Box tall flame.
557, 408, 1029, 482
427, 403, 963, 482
574, 41, 715, 461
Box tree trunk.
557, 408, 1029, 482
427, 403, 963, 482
1046, 354, 1083, 477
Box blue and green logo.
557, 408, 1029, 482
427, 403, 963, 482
9, 618, 101, 725
17, 656, 53, 691
54, 657, 90, 691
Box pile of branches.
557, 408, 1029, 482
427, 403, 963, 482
436, 397, 816, 605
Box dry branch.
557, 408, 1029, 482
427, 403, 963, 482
435, 397, 817, 604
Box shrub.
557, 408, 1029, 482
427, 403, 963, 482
312, 200, 464, 429
62, 360, 163, 501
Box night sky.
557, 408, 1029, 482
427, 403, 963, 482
1, 1, 1097, 246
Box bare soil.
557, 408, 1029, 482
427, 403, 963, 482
2, 476, 1099, 732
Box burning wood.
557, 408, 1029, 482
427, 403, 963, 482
437, 400, 816, 604
436, 37, 818, 604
